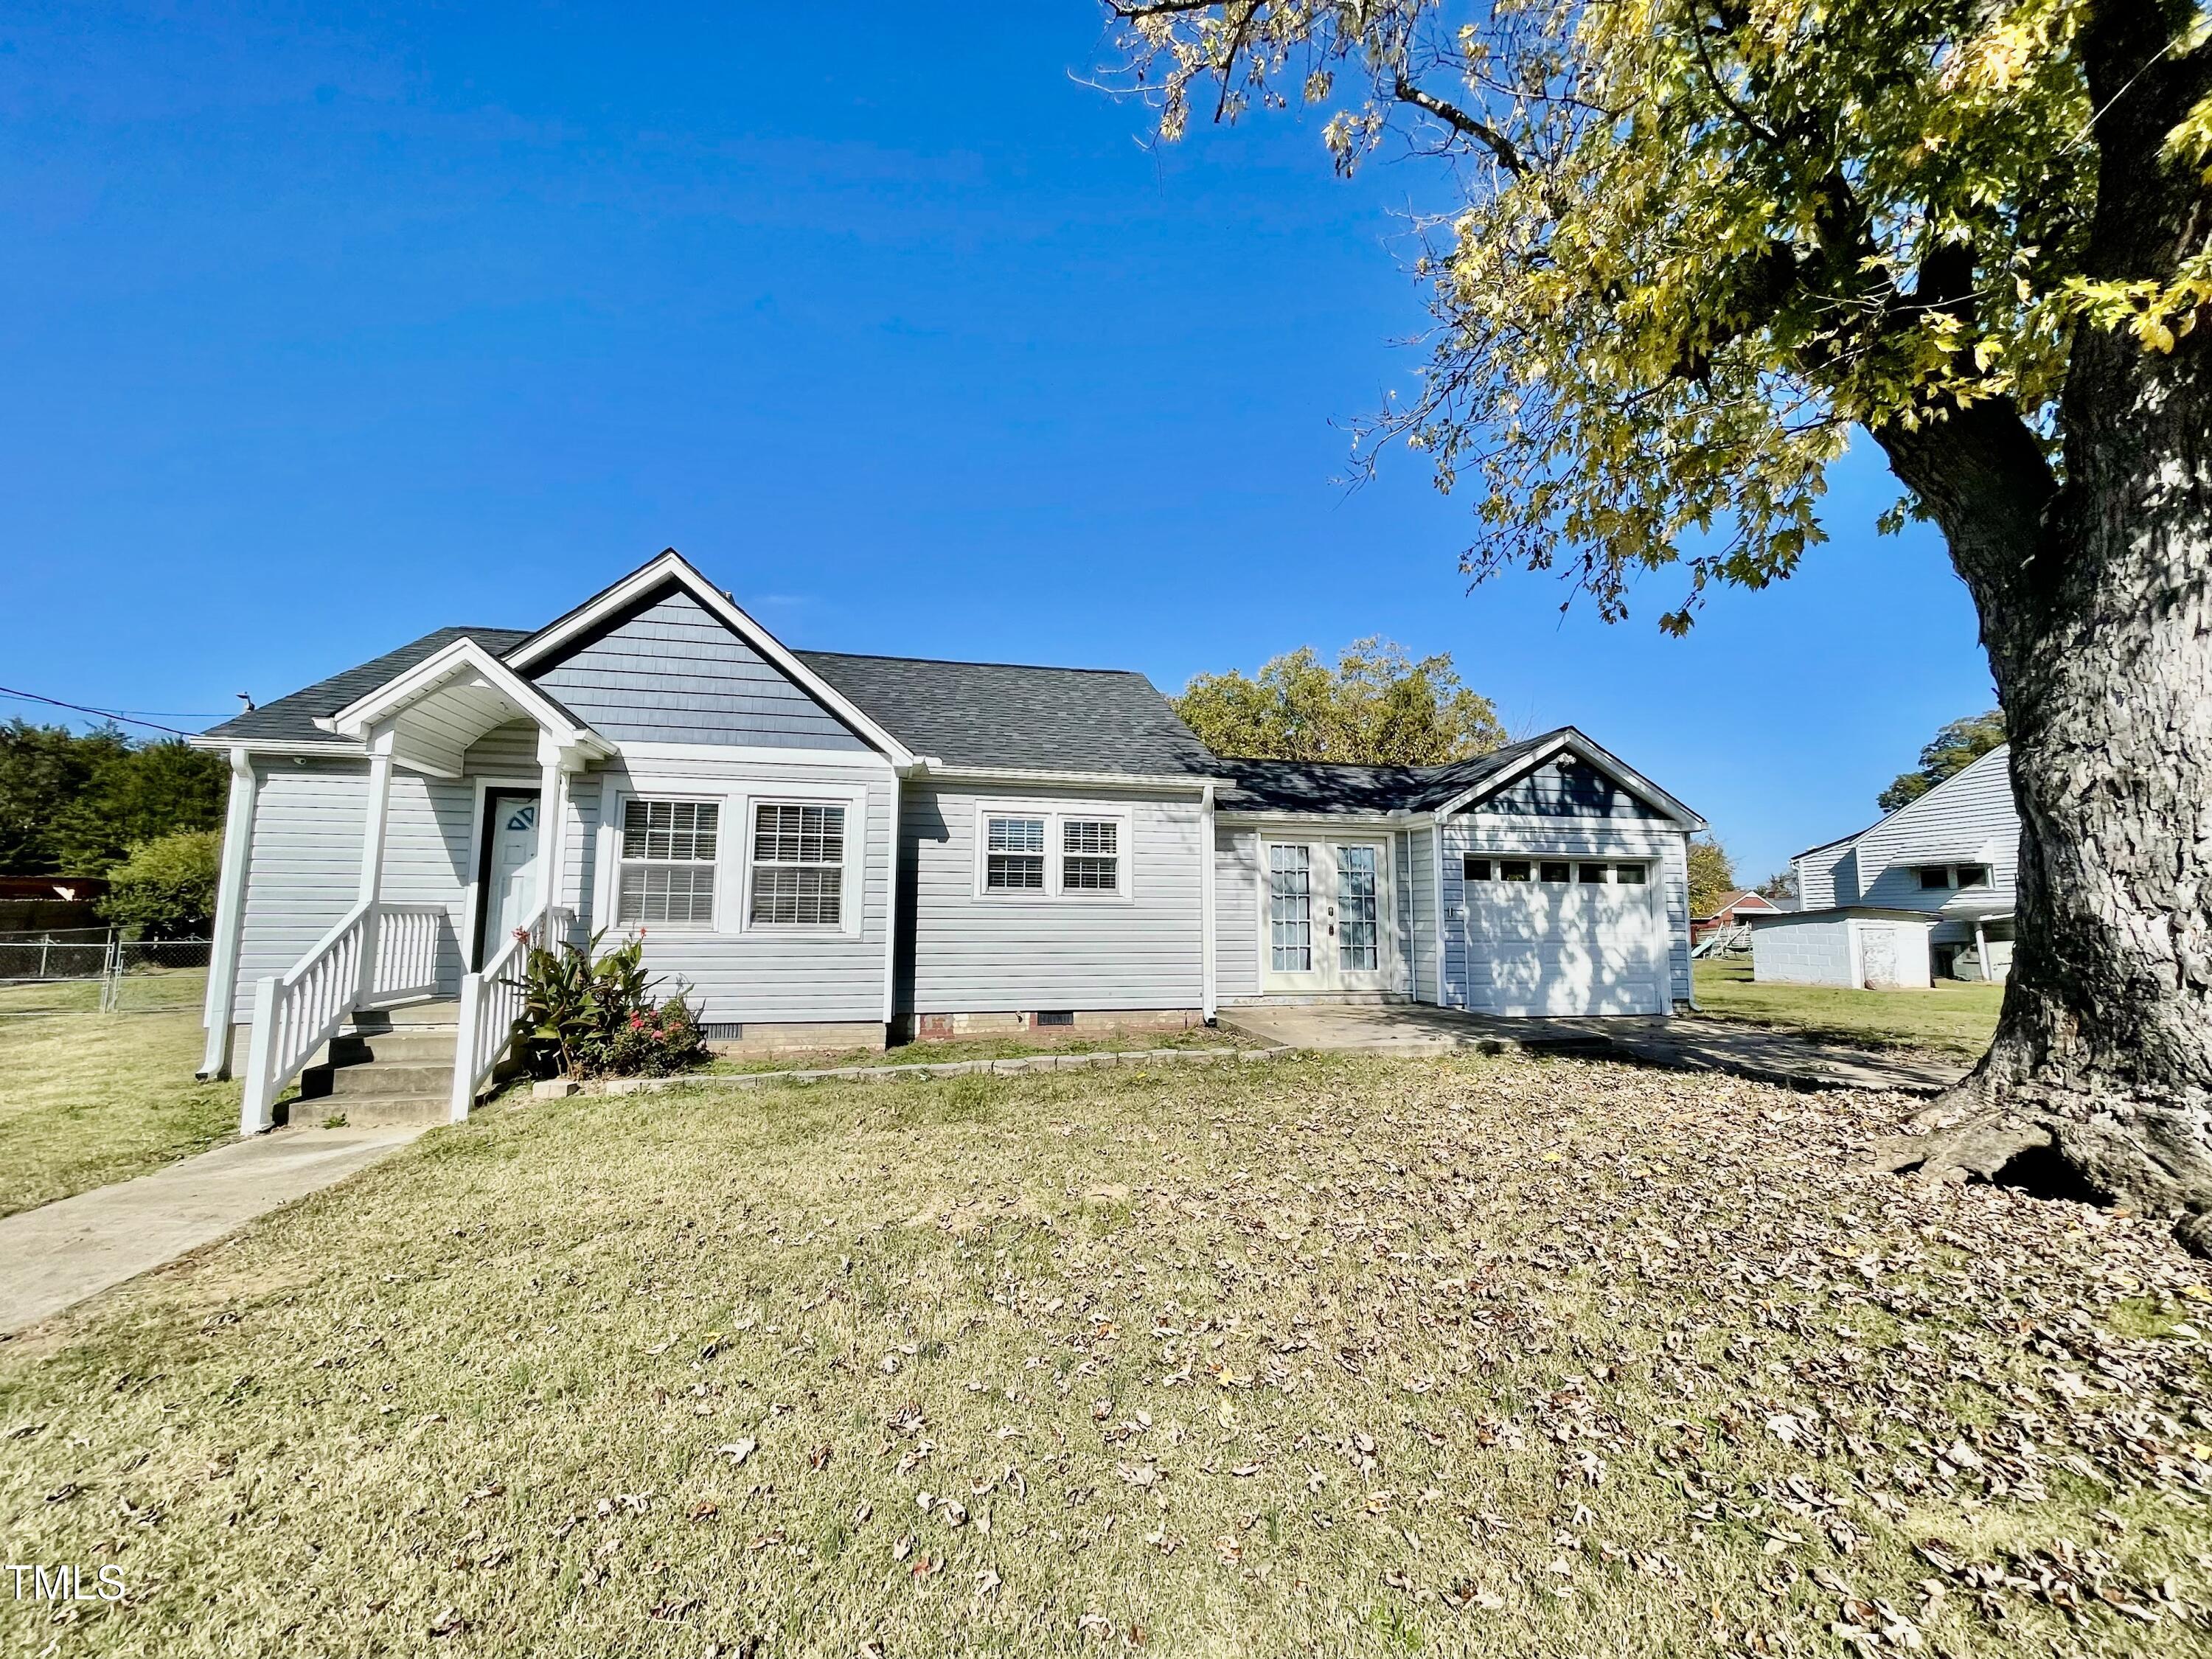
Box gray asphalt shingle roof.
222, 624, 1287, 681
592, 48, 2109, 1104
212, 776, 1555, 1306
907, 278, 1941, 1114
797, 652, 1217, 776
201, 627, 532, 746
196, 614, 1578, 812
199, 625, 1218, 778
1209, 732, 1558, 814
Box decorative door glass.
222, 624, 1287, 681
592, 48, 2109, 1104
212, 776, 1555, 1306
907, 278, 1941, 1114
1337, 844, 1378, 971
1268, 844, 1312, 972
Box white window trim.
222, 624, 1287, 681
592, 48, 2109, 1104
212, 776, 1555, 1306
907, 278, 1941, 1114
970, 801, 1136, 904
610, 793, 726, 933
737, 787, 867, 939
593, 780, 869, 942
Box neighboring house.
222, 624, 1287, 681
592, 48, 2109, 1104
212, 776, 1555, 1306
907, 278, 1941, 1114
1690, 888, 1782, 942
1757, 745, 2019, 987
189, 551, 1706, 1133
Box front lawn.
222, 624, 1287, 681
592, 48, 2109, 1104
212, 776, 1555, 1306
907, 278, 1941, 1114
0, 1010, 242, 1218
705, 1022, 1248, 1075
1, 1054, 2205, 1657
1694, 958, 2004, 1059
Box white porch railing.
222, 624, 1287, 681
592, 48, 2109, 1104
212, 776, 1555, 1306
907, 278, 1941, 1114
238, 901, 453, 1134
449, 903, 574, 1123
370, 903, 447, 1005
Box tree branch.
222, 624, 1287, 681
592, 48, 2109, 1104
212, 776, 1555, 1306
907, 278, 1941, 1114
1390, 76, 1528, 176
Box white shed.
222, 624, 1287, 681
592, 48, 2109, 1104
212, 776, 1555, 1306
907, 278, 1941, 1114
1750, 906, 1937, 989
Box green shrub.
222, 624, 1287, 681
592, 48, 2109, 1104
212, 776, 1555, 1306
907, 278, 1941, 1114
508, 931, 708, 1079
97, 830, 221, 939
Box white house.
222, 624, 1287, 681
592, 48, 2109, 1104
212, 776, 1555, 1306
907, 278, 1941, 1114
191, 551, 1706, 1132
1756, 745, 2018, 987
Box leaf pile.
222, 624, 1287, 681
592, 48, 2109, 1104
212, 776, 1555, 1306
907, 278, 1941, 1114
1, 1053, 2206, 1656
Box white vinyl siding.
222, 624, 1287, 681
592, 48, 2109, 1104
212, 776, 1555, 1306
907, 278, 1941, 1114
1211, 825, 1262, 1001
1790, 748, 2019, 945
907, 784, 1202, 1013
596, 751, 893, 1023
226, 721, 600, 1023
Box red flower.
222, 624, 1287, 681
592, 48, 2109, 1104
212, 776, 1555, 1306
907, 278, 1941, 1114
510, 925, 529, 942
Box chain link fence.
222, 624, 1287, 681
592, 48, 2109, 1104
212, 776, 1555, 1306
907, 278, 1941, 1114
0, 929, 212, 1018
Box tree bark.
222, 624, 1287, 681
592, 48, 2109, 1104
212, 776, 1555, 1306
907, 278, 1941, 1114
1873, 4, 2212, 1248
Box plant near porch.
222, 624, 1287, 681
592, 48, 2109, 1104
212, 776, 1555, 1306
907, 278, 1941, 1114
1101, 1, 2212, 1247
511, 930, 708, 1079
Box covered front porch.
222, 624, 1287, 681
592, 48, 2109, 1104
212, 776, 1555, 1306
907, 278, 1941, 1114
210, 638, 611, 1134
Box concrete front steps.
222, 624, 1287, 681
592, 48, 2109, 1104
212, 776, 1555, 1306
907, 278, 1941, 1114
296, 1000, 462, 1127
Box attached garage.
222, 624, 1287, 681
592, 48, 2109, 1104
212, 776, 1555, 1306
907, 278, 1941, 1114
1455, 854, 1672, 1015
1208, 732, 1703, 1020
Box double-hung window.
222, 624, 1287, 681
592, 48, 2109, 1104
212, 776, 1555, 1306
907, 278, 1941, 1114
618, 799, 719, 928
978, 807, 1131, 898
1060, 818, 1120, 894
749, 803, 846, 927
984, 815, 1047, 891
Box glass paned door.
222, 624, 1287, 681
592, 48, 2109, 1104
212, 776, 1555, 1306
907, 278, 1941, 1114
1268, 844, 1312, 972
1336, 844, 1379, 971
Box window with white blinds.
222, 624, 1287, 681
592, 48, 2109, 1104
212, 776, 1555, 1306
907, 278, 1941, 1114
1060, 818, 1119, 893
617, 799, 719, 928
749, 803, 846, 927
984, 815, 1047, 891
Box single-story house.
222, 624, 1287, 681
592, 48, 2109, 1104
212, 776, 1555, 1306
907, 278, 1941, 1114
189, 551, 1706, 1132
1690, 887, 1783, 942
1764, 745, 2019, 986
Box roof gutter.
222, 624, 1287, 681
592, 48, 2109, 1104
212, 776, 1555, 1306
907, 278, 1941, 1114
905, 760, 1222, 795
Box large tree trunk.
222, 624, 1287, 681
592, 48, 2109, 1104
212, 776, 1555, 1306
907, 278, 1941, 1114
1874, 2, 2212, 1248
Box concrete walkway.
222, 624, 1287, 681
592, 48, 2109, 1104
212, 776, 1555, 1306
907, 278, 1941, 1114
1219, 1004, 1964, 1095
0, 1124, 426, 1336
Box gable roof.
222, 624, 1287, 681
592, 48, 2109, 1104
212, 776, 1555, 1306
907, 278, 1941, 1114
1697, 888, 1780, 921
1790, 742, 2014, 863
799, 652, 1217, 777
201, 627, 533, 748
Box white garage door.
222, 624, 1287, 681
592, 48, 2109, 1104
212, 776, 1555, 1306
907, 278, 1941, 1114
1461, 855, 1668, 1015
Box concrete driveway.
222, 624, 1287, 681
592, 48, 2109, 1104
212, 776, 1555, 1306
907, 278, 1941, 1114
1219, 1002, 1964, 1095
0, 1124, 426, 1336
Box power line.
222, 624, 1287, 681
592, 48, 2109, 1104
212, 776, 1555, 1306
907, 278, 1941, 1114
0, 685, 203, 738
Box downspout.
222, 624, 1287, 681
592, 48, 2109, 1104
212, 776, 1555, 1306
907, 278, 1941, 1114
1200, 785, 1217, 1023
198, 745, 259, 1079
884, 768, 903, 1031
1430, 811, 1448, 1007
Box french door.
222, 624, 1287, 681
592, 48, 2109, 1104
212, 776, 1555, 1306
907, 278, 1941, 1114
1264, 838, 1391, 993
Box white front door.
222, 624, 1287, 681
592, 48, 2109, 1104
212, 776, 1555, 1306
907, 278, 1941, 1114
1265, 837, 1393, 994
479, 792, 542, 965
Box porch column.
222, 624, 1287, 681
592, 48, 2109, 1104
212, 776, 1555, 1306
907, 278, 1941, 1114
1975, 918, 1991, 982
535, 734, 568, 938
198, 745, 258, 1079
354, 740, 395, 1003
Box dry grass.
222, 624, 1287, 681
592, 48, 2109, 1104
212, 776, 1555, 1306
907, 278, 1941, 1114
2, 1054, 2208, 1657
0, 1010, 240, 1218
706, 1023, 1247, 1075
1694, 959, 2004, 1059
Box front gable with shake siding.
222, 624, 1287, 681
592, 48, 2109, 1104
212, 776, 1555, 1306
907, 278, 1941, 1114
190, 548, 1705, 1134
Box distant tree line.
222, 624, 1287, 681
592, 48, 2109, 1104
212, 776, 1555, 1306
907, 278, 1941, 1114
0, 721, 229, 936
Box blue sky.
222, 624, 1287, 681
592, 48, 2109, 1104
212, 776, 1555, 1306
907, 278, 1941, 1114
0, 3, 1994, 880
